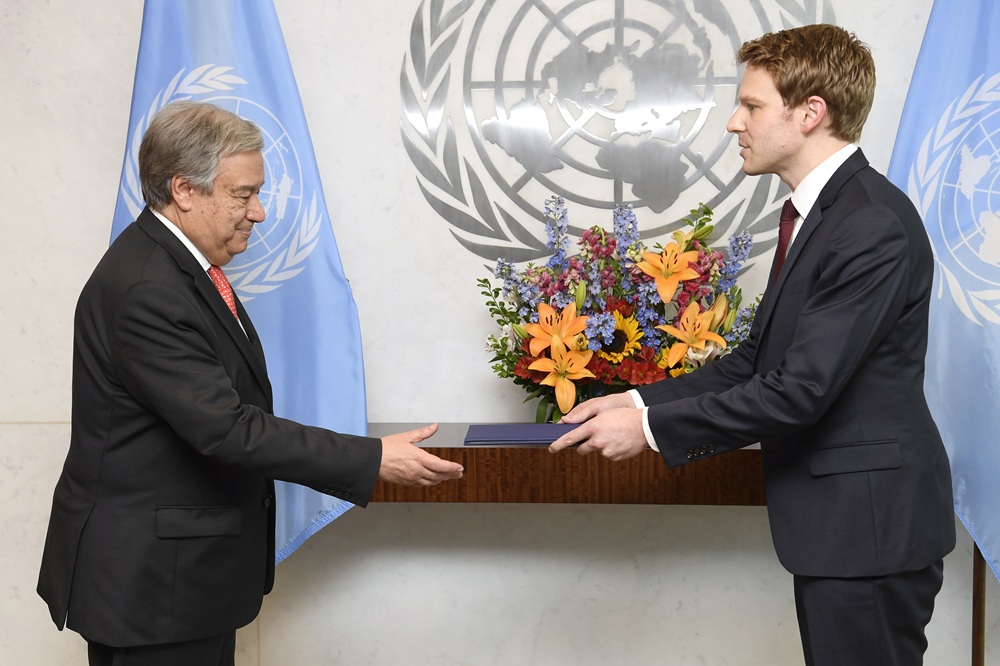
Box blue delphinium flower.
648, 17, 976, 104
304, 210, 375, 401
724, 305, 756, 344
494, 258, 514, 284
495, 258, 543, 321
613, 203, 640, 260
634, 278, 664, 348
550, 288, 576, 311
717, 230, 753, 293
582, 255, 607, 312
518, 280, 544, 320
544, 196, 570, 272
585, 311, 617, 352
494, 259, 521, 302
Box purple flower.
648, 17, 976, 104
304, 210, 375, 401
717, 231, 753, 293
544, 196, 570, 272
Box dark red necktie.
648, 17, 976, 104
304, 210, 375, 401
772, 199, 798, 280
207, 265, 239, 320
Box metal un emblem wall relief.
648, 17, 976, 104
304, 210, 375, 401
401, 0, 835, 263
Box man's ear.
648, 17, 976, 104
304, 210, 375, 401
170, 176, 195, 212
801, 95, 829, 134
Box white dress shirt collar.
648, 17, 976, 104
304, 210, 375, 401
150, 209, 247, 335
789, 143, 859, 221
150, 209, 212, 271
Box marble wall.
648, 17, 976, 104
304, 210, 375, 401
3, 0, 998, 663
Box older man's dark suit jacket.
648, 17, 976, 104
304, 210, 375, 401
37, 207, 382, 647
637, 150, 955, 578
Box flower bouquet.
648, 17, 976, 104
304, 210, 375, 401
479, 196, 758, 423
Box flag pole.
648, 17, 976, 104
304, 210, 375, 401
973, 543, 985, 666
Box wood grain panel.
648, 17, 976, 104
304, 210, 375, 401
371, 447, 765, 505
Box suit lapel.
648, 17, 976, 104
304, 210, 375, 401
752, 150, 870, 337
232, 296, 272, 396
136, 210, 273, 404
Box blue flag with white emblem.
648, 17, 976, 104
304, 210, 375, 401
112, 0, 367, 563
887, 0, 1000, 580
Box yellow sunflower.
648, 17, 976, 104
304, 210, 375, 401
597, 311, 643, 363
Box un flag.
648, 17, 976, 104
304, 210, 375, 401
112, 0, 367, 562
888, 0, 1000, 581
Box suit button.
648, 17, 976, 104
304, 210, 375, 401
263, 496, 272, 508
686, 451, 694, 460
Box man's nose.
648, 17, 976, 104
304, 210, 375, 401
247, 193, 266, 223
726, 108, 743, 134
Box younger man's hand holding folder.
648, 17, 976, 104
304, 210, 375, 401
549, 393, 648, 462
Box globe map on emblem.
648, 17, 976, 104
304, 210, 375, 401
940, 106, 1000, 287
204, 95, 303, 274
464, 0, 747, 235
403, 0, 831, 260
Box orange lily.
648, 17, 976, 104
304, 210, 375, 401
523, 302, 589, 357
528, 345, 595, 414
636, 242, 701, 303
708, 296, 728, 330
656, 302, 727, 368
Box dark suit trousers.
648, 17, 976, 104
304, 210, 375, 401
794, 560, 944, 666
87, 632, 235, 666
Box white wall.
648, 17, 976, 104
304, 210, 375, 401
3, 0, 998, 664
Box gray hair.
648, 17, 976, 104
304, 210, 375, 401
138, 101, 265, 209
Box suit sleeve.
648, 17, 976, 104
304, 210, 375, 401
110, 278, 381, 505
637, 319, 760, 404
648, 203, 911, 467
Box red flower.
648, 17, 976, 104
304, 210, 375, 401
513, 355, 541, 381
675, 290, 691, 313
513, 340, 547, 382
618, 347, 666, 385
605, 296, 634, 317
586, 356, 619, 384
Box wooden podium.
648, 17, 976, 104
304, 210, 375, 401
368, 423, 765, 506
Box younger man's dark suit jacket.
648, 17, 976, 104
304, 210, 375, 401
637, 150, 956, 578
37, 208, 382, 647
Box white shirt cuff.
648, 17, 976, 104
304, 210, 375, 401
628, 389, 658, 452
627, 388, 644, 408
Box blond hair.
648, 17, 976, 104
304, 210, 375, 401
737, 24, 875, 143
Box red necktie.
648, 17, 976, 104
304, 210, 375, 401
207, 265, 239, 320
772, 199, 797, 280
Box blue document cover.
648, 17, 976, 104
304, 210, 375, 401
464, 423, 580, 446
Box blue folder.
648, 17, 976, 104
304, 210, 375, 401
464, 423, 580, 446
